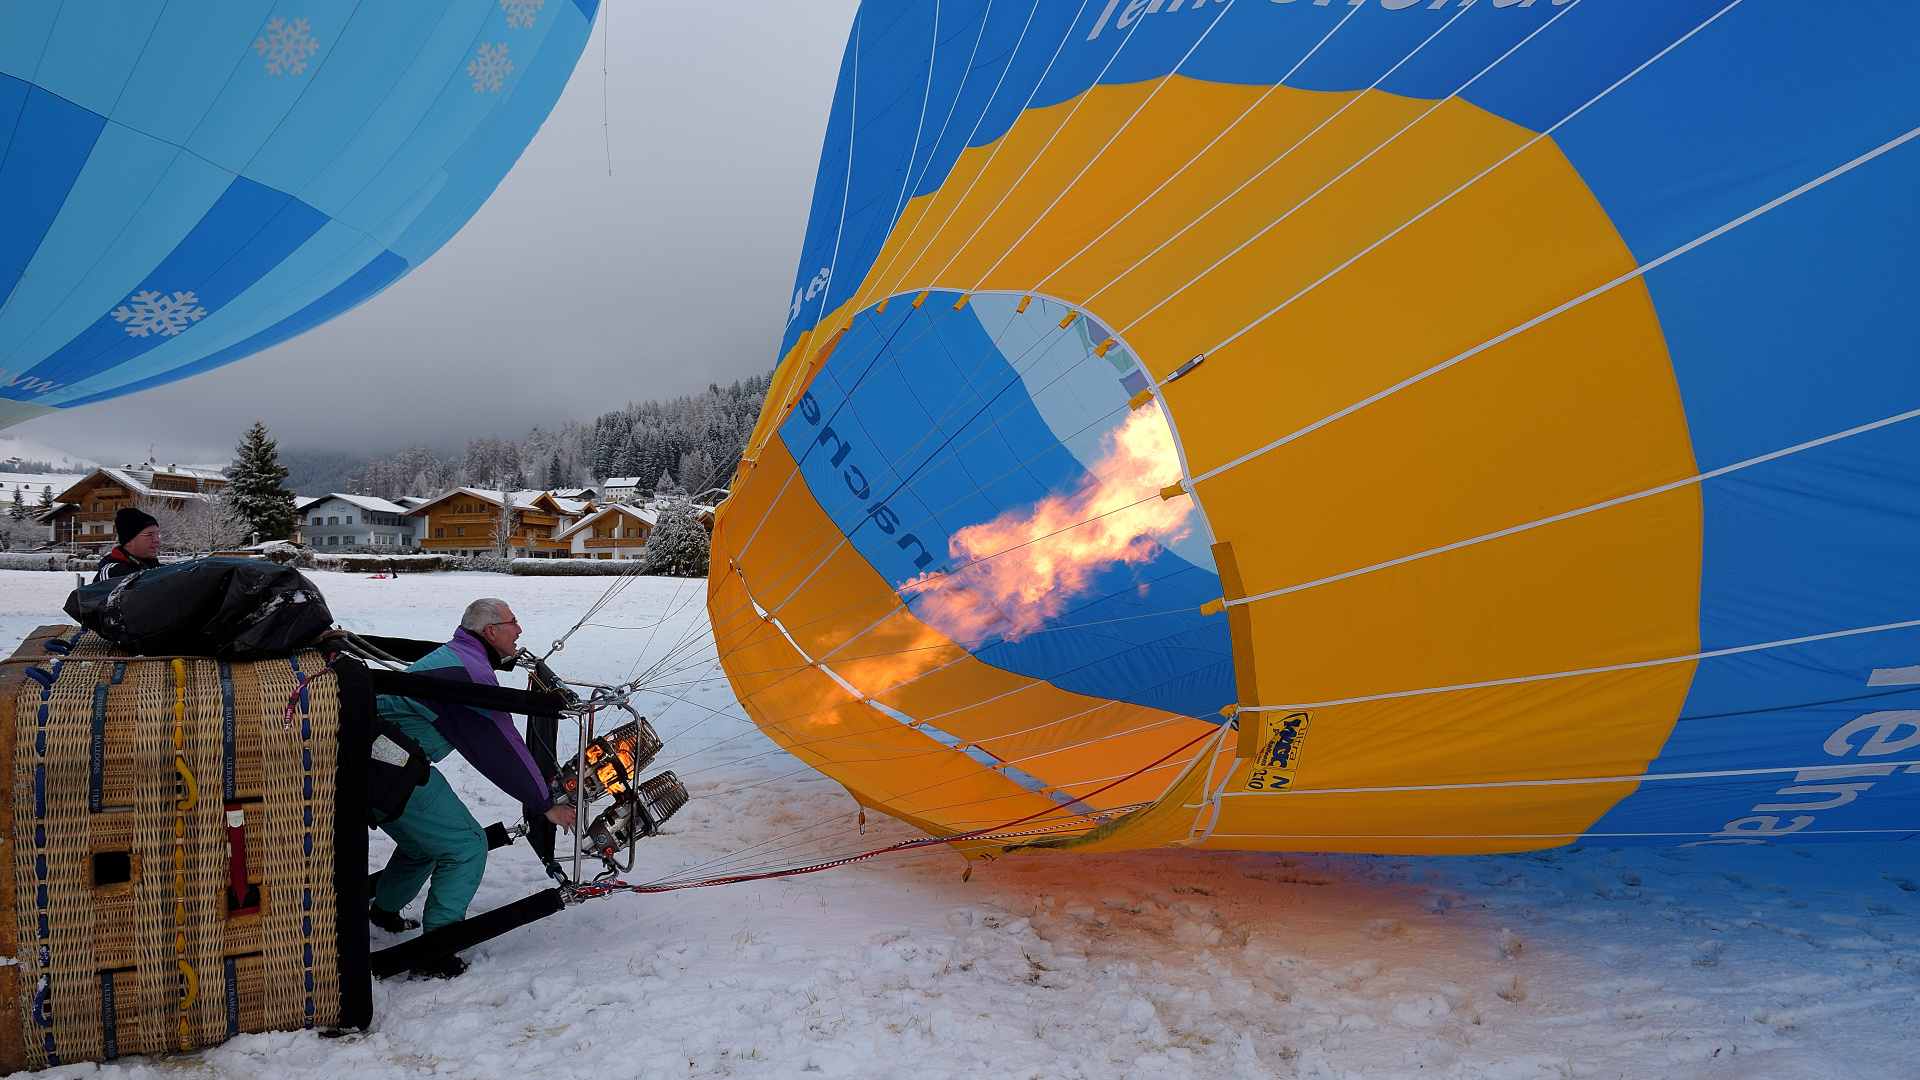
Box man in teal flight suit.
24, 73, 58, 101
370, 598, 576, 979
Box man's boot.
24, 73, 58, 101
369, 903, 420, 933
410, 953, 468, 980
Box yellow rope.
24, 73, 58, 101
170, 659, 192, 1048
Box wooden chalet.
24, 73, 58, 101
555, 503, 657, 560
410, 488, 592, 557
50, 463, 229, 552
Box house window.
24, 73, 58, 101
434, 528, 444, 538
311, 516, 323, 526
344, 516, 353, 525
456, 527, 465, 538
328, 516, 338, 525
328, 537, 339, 546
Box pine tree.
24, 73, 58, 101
227, 421, 298, 541
642, 501, 709, 577
38, 485, 53, 511
8, 488, 24, 520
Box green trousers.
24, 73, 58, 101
372, 768, 487, 933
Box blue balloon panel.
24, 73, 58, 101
0, 0, 596, 422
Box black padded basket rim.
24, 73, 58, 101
330, 656, 375, 1029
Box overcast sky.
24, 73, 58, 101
13, 1, 861, 466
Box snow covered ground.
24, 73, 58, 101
2, 568, 1917, 1080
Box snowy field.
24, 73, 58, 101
2, 568, 1918, 1080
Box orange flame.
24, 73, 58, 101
830, 607, 970, 708
903, 404, 1194, 644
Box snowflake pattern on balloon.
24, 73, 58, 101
467, 43, 513, 92
501, 0, 544, 29
109, 291, 209, 338
254, 17, 320, 75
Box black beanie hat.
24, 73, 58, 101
115, 506, 159, 544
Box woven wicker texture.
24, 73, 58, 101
10, 633, 341, 1068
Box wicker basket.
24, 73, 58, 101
0, 626, 372, 1071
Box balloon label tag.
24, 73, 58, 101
1237, 711, 1312, 793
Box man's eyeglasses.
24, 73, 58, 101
486, 619, 520, 629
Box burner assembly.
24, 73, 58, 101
547, 717, 689, 873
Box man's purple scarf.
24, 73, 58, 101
442, 626, 549, 811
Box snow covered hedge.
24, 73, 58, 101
510, 558, 641, 576
438, 554, 513, 574
0, 551, 85, 572
311, 553, 445, 573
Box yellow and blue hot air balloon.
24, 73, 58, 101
712, 0, 1920, 856
0, 0, 596, 427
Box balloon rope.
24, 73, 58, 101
611, 724, 1218, 896
1025, 2, 1364, 297
706, 0, 1697, 661
852, 0, 1042, 322
1239, 615, 1920, 715
725, 1, 1738, 653
600, 0, 612, 177
1189, 116, 1920, 489
1138, 0, 1745, 347
857, 0, 1093, 310
1223, 403, 1920, 612
1094, 0, 1560, 326
929, 0, 1175, 289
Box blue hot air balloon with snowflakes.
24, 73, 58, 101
0, 1, 597, 428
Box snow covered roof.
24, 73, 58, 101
294, 495, 326, 511
549, 496, 592, 516
60, 464, 228, 504
602, 477, 644, 488
118, 461, 226, 481
550, 487, 597, 499
313, 493, 413, 515
555, 502, 656, 540
410, 488, 597, 516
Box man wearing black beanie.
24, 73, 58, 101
95, 506, 162, 582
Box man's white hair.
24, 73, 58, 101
461, 598, 513, 634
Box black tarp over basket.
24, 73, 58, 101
65, 557, 334, 660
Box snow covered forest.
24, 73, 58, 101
340, 374, 772, 499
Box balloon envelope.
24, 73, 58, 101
0, 0, 596, 427
712, 0, 1920, 855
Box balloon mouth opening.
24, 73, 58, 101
878, 291, 1205, 648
